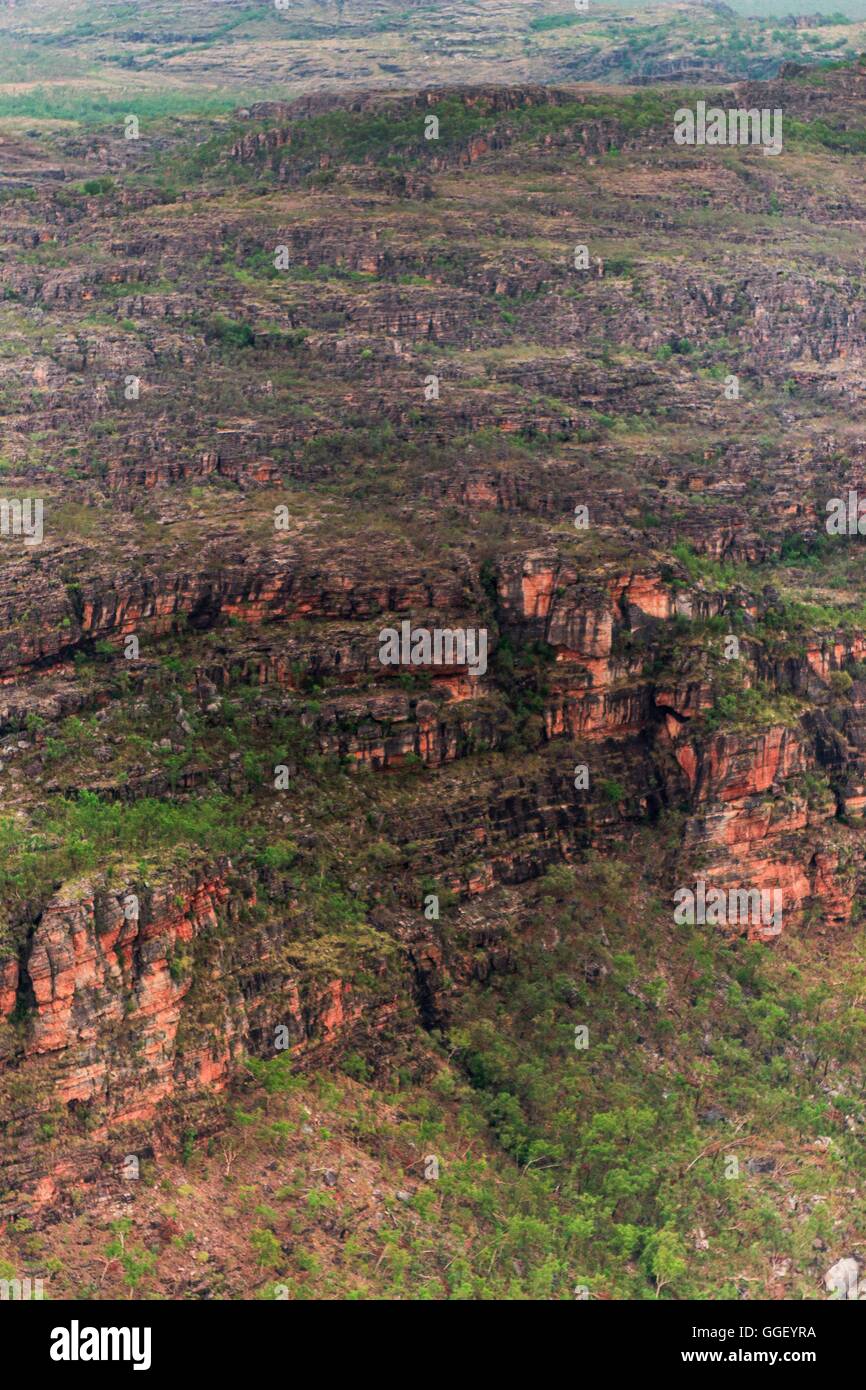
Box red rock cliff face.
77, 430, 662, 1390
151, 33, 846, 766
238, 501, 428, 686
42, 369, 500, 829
675, 729, 823, 941
2, 875, 232, 1125
493, 554, 861, 942
0, 869, 398, 1148
662, 699, 855, 941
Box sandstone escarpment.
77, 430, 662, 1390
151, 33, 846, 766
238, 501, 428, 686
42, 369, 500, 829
6, 67, 866, 1258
